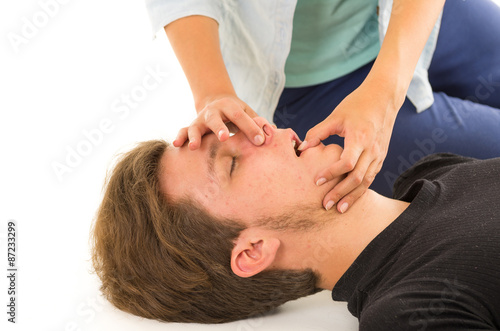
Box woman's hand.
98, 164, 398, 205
165, 16, 265, 150
299, 83, 400, 213
173, 94, 265, 150
298, 0, 445, 213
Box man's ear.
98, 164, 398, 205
231, 229, 281, 278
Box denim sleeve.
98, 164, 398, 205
144, 0, 224, 36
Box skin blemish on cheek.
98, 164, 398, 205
206, 179, 220, 196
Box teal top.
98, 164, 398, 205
284, 0, 381, 87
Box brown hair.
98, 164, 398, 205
91, 139, 319, 323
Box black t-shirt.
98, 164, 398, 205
331, 154, 500, 330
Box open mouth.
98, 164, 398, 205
290, 131, 302, 157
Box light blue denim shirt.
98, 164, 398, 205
145, 0, 442, 123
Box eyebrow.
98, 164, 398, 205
207, 139, 221, 182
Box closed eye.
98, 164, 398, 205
230, 156, 237, 176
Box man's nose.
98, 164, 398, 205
242, 116, 275, 146
261, 123, 275, 145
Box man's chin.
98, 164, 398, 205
301, 143, 343, 166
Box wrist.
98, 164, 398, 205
194, 91, 237, 113
363, 69, 407, 114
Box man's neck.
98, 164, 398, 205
275, 190, 410, 290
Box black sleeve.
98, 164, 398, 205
392, 153, 477, 201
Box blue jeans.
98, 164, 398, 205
274, 0, 500, 197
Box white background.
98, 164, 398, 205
1, 1, 498, 330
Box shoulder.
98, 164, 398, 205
358, 280, 496, 330
394, 153, 473, 191
392, 153, 500, 201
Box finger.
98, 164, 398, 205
316, 128, 367, 180
315, 142, 364, 185
187, 124, 206, 150
335, 160, 381, 213
314, 159, 347, 187
173, 127, 189, 147
243, 104, 259, 118
320, 149, 371, 209
204, 111, 230, 142
253, 115, 277, 130
225, 107, 265, 145
251, 116, 271, 129
321, 152, 376, 211
300, 117, 343, 151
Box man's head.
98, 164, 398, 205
91, 118, 343, 323
162, 118, 344, 225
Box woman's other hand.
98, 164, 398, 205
299, 83, 399, 213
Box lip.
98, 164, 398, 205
289, 129, 302, 157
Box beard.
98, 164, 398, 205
252, 204, 330, 232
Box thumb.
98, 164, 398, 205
299, 117, 342, 151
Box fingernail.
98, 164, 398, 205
339, 202, 348, 214
218, 129, 224, 140
316, 177, 327, 186
297, 141, 307, 151
254, 134, 265, 145
325, 200, 334, 211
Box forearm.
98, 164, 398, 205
366, 0, 446, 111
164, 15, 235, 112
